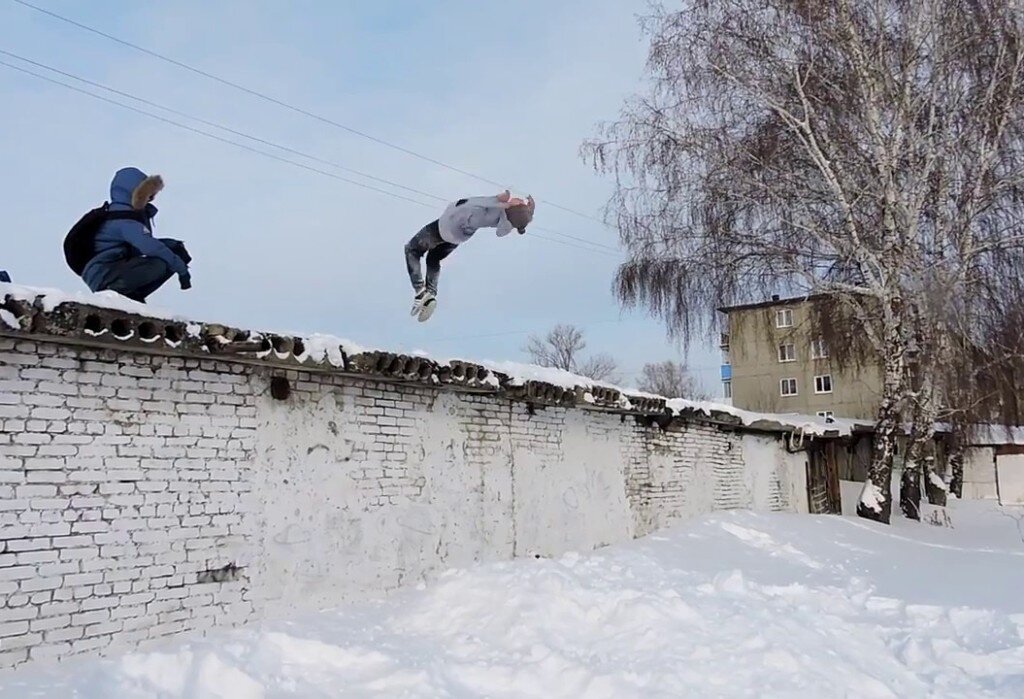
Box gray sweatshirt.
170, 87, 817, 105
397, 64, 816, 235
437, 195, 513, 244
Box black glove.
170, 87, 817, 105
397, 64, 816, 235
179, 272, 192, 291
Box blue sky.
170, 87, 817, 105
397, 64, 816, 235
0, 0, 723, 392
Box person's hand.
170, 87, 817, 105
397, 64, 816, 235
179, 272, 192, 291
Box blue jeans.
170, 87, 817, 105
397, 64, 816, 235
404, 220, 457, 294
103, 240, 190, 303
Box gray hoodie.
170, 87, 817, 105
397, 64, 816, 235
437, 195, 513, 244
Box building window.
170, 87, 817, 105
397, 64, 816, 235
723, 380, 732, 399
722, 349, 731, 366
776, 308, 794, 328
811, 337, 829, 359
780, 378, 798, 397
814, 374, 833, 394
777, 343, 796, 363
816, 410, 835, 421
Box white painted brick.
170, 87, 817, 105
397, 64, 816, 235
21, 457, 65, 471
64, 572, 104, 587
30, 615, 71, 633
59, 547, 100, 562
71, 521, 108, 535
0, 649, 29, 667
0, 632, 43, 651
79, 595, 120, 612
30, 498, 70, 510
44, 627, 84, 643
0, 621, 29, 638
20, 576, 62, 593
71, 610, 109, 626
38, 601, 80, 617
84, 620, 123, 638
0, 606, 38, 623
15, 484, 57, 498
2, 536, 51, 552
28, 643, 71, 662
37, 562, 80, 577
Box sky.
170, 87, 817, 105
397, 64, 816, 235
0, 0, 724, 394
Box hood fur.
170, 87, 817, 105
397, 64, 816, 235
131, 175, 164, 210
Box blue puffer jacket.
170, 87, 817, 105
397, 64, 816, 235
82, 167, 188, 291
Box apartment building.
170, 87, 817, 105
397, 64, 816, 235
719, 295, 882, 420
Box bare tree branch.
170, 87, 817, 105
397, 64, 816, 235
637, 361, 709, 399
583, 0, 1024, 524
525, 325, 620, 382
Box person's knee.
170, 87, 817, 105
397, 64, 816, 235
136, 259, 174, 289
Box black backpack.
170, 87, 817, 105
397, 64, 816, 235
63, 204, 150, 276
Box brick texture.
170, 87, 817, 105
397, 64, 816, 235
0, 336, 802, 670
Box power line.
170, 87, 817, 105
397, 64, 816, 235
424, 318, 627, 344
11, 0, 620, 234
0, 58, 433, 207
0, 48, 621, 256
0, 57, 621, 258
0, 49, 442, 204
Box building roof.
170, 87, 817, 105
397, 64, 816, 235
717, 294, 828, 315
0, 282, 866, 439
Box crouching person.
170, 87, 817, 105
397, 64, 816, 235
66, 167, 192, 303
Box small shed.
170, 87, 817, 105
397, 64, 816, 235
963, 426, 1024, 504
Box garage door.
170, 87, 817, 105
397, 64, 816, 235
996, 453, 1024, 505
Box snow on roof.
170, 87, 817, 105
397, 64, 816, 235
1, 281, 181, 319
965, 424, 1024, 446
665, 398, 873, 437
1, 282, 869, 436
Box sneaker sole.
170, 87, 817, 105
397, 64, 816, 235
417, 299, 437, 323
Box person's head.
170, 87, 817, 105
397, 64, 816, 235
110, 167, 164, 210
506, 196, 535, 234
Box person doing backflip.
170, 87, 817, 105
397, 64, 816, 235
404, 190, 535, 322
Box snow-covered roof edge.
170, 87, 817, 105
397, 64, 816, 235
1, 283, 866, 437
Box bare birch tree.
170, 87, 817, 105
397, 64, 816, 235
638, 361, 708, 399
525, 324, 620, 382
583, 0, 1024, 523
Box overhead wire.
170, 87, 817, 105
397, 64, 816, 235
0, 9, 730, 383
0, 48, 620, 255
0, 55, 621, 258
11, 0, 620, 234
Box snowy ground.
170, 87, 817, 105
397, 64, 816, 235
2, 497, 1023, 698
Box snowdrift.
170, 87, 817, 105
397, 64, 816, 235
2, 501, 1022, 697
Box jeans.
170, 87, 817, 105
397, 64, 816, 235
404, 220, 457, 295
103, 240, 190, 303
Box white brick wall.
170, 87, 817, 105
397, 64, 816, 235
0, 339, 255, 669
0, 336, 805, 670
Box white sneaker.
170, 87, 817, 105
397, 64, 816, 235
410, 289, 428, 317
417, 295, 437, 323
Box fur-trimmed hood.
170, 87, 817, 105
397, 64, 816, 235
110, 167, 163, 211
